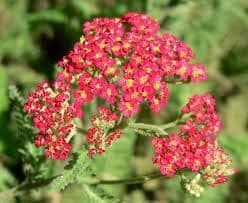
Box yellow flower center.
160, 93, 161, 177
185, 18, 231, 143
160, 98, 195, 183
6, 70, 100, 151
165, 164, 173, 171
107, 88, 112, 96
95, 53, 102, 59
125, 102, 133, 111
178, 66, 186, 75
145, 67, 152, 73
126, 79, 134, 88
112, 45, 120, 52
140, 76, 148, 84
81, 91, 87, 99
193, 68, 203, 77
85, 77, 91, 84
139, 25, 146, 30
154, 98, 159, 105
154, 81, 161, 90
170, 140, 177, 146
131, 91, 138, 99
135, 56, 142, 64
115, 36, 121, 41
153, 46, 160, 52
123, 42, 131, 48
106, 67, 116, 74
99, 42, 105, 49
126, 66, 133, 74
142, 91, 147, 97
180, 51, 186, 57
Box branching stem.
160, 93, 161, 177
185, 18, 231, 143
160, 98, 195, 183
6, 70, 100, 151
83, 172, 163, 185
128, 115, 185, 137
0, 172, 163, 197
128, 122, 168, 136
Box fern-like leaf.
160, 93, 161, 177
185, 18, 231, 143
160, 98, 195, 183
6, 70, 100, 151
8, 85, 48, 180
51, 150, 92, 191
81, 185, 122, 203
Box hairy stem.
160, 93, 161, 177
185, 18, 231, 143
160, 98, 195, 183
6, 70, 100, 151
1, 172, 164, 197
159, 119, 185, 129
128, 122, 168, 136
98, 173, 163, 184
127, 115, 185, 137
82, 172, 163, 185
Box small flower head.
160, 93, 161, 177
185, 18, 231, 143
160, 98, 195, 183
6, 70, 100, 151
152, 94, 234, 184
85, 107, 121, 156
24, 76, 76, 160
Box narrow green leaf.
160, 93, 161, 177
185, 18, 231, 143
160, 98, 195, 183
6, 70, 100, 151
28, 9, 66, 23
0, 68, 8, 112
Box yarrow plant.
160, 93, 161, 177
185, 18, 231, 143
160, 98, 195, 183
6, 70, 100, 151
24, 12, 235, 196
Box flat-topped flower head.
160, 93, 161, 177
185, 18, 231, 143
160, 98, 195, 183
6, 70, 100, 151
25, 13, 208, 160
152, 94, 234, 186
24, 75, 76, 160
23, 12, 234, 195
56, 12, 207, 118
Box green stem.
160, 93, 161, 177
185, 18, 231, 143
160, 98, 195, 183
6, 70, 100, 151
76, 127, 87, 134
159, 120, 184, 129
128, 122, 168, 136
0, 175, 61, 197
117, 113, 123, 126
159, 111, 186, 129
99, 173, 163, 185
1, 172, 163, 197
66, 126, 77, 142
18, 176, 60, 192
81, 172, 163, 185
127, 112, 187, 137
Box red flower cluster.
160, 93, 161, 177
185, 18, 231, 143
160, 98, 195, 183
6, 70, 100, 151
86, 107, 120, 156
24, 73, 76, 160
152, 94, 234, 185
181, 93, 222, 139
58, 12, 207, 118
24, 13, 208, 160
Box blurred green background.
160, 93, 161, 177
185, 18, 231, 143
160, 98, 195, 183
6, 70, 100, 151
0, 0, 247, 202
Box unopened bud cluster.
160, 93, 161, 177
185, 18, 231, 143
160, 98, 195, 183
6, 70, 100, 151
181, 174, 204, 197
86, 107, 120, 156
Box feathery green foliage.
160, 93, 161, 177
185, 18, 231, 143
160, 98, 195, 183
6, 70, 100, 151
51, 150, 92, 191
81, 185, 122, 203
8, 86, 50, 181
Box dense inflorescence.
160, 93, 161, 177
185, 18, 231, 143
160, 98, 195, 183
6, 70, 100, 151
58, 12, 207, 117
24, 12, 208, 160
24, 74, 75, 160
152, 94, 235, 186
23, 12, 235, 191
